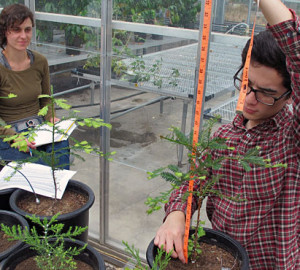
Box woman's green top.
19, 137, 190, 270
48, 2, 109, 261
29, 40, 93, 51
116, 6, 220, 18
0, 50, 51, 136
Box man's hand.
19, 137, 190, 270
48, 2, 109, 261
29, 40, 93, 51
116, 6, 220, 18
154, 211, 186, 263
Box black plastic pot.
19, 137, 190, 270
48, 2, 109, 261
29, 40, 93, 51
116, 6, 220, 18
0, 189, 15, 210
9, 180, 95, 242
0, 238, 106, 269
0, 210, 29, 262
74, 66, 100, 76
152, 34, 163, 40
146, 228, 250, 270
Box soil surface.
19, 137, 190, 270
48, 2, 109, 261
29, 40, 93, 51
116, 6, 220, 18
14, 256, 93, 270
16, 190, 88, 216
0, 230, 18, 253
165, 242, 240, 270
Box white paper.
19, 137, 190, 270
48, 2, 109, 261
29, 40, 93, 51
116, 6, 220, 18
0, 162, 76, 199
33, 119, 77, 147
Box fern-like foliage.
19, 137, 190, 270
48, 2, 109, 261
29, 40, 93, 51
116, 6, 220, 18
1, 213, 87, 270
145, 116, 286, 262
122, 241, 172, 270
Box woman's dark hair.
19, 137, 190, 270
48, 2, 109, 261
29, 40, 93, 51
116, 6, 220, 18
241, 30, 292, 95
0, 3, 34, 49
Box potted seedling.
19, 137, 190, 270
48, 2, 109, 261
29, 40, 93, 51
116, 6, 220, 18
0, 213, 106, 269
0, 210, 29, 262
81, 30, 130, 78
124, 56, 180, 89
1, 88, 113, 242
80, 29, 180, 89
144, 116, 286, 269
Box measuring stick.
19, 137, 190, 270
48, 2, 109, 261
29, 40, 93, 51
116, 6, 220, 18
183, 0, 212, 263
236, 0, 260, 113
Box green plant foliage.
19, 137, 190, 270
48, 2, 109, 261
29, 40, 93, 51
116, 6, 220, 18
145, 116, 286, 261
113, 0, 201, 29
187, 222, 206, 261
122, 241, 172, 270
84, 29, 180, 88
125, 57, 180, 88
1, 213, 87, 270
2, 86, 114, 200
164, 0, 201, 28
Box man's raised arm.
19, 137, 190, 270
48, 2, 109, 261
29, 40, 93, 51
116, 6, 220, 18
257, 0, 293, 25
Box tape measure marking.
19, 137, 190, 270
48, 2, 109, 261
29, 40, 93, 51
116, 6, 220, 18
183, 0, 212, 263
235, 18, 257, 113
236, 0, 260, 113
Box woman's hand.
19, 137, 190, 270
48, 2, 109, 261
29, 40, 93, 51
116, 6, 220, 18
13, 135, 36, 153
50, 117, 59, 123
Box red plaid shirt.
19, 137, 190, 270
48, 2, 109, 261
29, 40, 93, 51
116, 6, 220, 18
165, 10, 300, 270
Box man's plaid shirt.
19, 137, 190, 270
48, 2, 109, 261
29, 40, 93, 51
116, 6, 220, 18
165, 9, 300, 270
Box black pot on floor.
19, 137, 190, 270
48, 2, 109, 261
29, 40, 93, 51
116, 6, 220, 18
134, 32, 147, 43
152, 34, 163, 40
9, 180, 95, 242
146, 228, 249, 270
65, 29, 82, 55
0, 210, 29, 262
0, 189, 15, 210
0, 238, 106, 270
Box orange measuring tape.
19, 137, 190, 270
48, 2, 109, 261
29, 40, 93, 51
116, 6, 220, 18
183, 0, 213, 262
236, 0, 260, 113
235, 17, 258, 113
183, 0, 259, 262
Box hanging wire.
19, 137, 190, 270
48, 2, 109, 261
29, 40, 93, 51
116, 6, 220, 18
6, 163, 40, 204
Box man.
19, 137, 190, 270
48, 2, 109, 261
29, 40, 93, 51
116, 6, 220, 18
154, 0, 299, 269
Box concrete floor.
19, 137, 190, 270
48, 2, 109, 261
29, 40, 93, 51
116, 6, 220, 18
56, 83, 230, 264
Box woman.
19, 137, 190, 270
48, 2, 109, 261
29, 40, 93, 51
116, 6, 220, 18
0, 3, 70, 169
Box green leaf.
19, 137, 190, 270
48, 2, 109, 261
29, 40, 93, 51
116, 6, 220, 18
8, 93, 17, 98
38, 94, 51, 99
38, 105, 49, 116
239, 160, 252, 171
54, 99, 72, 110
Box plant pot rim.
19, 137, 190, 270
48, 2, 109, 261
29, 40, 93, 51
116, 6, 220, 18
0, 188, 15, 195
146, 227, 249, 270
0, 238, 106, 270
0, 210, 29, 261
9, 179, 95, 221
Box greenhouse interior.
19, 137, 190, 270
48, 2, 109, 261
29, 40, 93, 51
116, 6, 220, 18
0, 0, 299, 269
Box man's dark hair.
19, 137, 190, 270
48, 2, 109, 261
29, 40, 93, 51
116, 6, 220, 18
241, 30, 292, 95
0, 3, 34, 49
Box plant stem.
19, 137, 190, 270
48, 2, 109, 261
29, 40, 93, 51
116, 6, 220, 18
50, 90, 57, 201
192, 183, 204, 261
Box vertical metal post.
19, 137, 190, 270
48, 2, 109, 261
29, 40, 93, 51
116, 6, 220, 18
213, 0, 225, 26
247, 0, 253, 26
26, 0, 36, 50
178, 100, 189, 167
99, 0, 112, 244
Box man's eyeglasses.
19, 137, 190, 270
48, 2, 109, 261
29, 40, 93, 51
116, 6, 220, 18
233, 67, 291, 106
